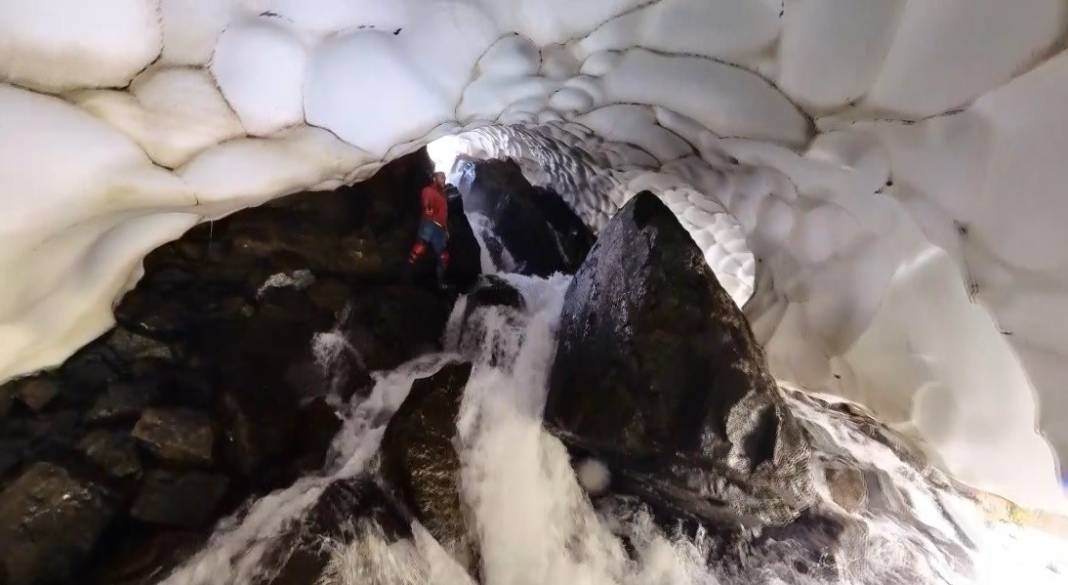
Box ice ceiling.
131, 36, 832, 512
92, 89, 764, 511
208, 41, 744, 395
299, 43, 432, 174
1, 0, 1067, 511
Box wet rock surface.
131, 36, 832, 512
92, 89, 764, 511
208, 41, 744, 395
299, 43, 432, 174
444, 186, 482, 291
547, 193, 804, 463
12, 377, 60, 412
538, 192, 952, 581
456, 156, 593, 276
131, 408, 215, 466
130, 470, 229, 529
0, 148, 479, 584
0, 463, 116, 585
464, 275, 525, 315
78, 430, 142, 480
380, 363, 473, 564
546, 191, 815, 537
263, 476, 411, 585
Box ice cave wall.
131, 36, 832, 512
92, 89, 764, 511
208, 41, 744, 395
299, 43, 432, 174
1, 0, 1067, 511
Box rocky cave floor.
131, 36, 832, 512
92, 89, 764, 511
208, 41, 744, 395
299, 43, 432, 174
0, 149, 1037, 585
0, 148, 604, 585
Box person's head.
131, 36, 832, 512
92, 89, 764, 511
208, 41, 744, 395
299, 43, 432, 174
433, 172, 446, 188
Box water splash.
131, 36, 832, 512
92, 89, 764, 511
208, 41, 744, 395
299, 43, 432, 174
161, 272, 1068, 585
159, 352, 457, 585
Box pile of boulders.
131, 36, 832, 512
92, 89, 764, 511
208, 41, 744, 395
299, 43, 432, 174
0, 149, 480, 585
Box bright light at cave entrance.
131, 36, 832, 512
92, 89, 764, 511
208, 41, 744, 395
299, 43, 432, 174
428, 134, 464, 178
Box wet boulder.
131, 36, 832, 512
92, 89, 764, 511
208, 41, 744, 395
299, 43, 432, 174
455, 157, 593, 276
0, 462, 116, 585
444, 187, 482, 292
264, 476, 411, 585
216, 382, 299, 478
90, 530, 208, 585
79, 430, 142, 480
104, 328, 174, 363
342, 286, 452, 372
132, 408, 215, 466
86, 382, 155, 424
463, 275, 525, 315
546, 191, 811, 524
60, 343, 123, 406
380, 363, 472, 564
130, 470, 229, 529
453, 277, 527, 363
11, 376, 60, 412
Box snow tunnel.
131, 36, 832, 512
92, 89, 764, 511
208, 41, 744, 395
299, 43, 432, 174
2, 2, 1068, 581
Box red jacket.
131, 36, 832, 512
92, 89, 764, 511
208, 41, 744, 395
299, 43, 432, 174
420, 184, 449, 228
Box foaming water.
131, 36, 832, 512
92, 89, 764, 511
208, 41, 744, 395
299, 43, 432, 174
784, 391, 1068, 585
158, 273, 1067, 585
159, 351, 456, 585
449, 273, 714, 585
466, 211, 516, 274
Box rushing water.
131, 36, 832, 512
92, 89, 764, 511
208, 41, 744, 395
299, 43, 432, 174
158, 257, 1067, 585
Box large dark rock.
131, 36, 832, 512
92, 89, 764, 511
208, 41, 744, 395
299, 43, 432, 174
11, 376, 60, 412
546, 192, 811, 525
456, 157, 593, 276
79, 430, 142, 480
216, 381, 299, 478
86, 382, 155, 424
342, 286, 452, 372
463, 275, 524, 315
90, 529, 208, 585
2, 411, 83, 474
0, 149, 476, 583
453, 276, 526, 365
104, 328, 174, 363
131, 408, 215, 466
444, 187, 482, 292
380, 363, 472, 564
290, 397, 344, 475
0, 462, 116, 585
130, 470, 229, 529
60, 342, 124, 404
263, 477, 411, 585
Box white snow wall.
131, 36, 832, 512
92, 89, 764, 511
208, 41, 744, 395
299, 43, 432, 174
1, 0, 1066, 511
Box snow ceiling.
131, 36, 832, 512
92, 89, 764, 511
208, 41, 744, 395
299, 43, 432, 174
1, 0, 1067, 510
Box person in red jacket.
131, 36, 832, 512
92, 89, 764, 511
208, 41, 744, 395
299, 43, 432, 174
408, 172, 451, 286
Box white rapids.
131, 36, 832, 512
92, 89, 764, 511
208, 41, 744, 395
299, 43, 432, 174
155, 263, 1067, 585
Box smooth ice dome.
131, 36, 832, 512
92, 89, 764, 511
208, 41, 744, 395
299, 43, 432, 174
1, 0, 1067, 515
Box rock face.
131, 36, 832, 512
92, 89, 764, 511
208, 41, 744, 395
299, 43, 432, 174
132, 408, 215, 466
380, 363, 472, 563
0, 463, 116, 585
264, 476, 411, 585
546, 191, 811, 524
463, 275, 525, 315
456, 157, 594, 276
444, 186, 482, 291
78, 430, 142, 479
130, 470, 229, 529
0, 148, 478, 585
12, 377, 59, 412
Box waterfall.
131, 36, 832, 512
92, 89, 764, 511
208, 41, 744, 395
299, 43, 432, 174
157, 274, 1067, 585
